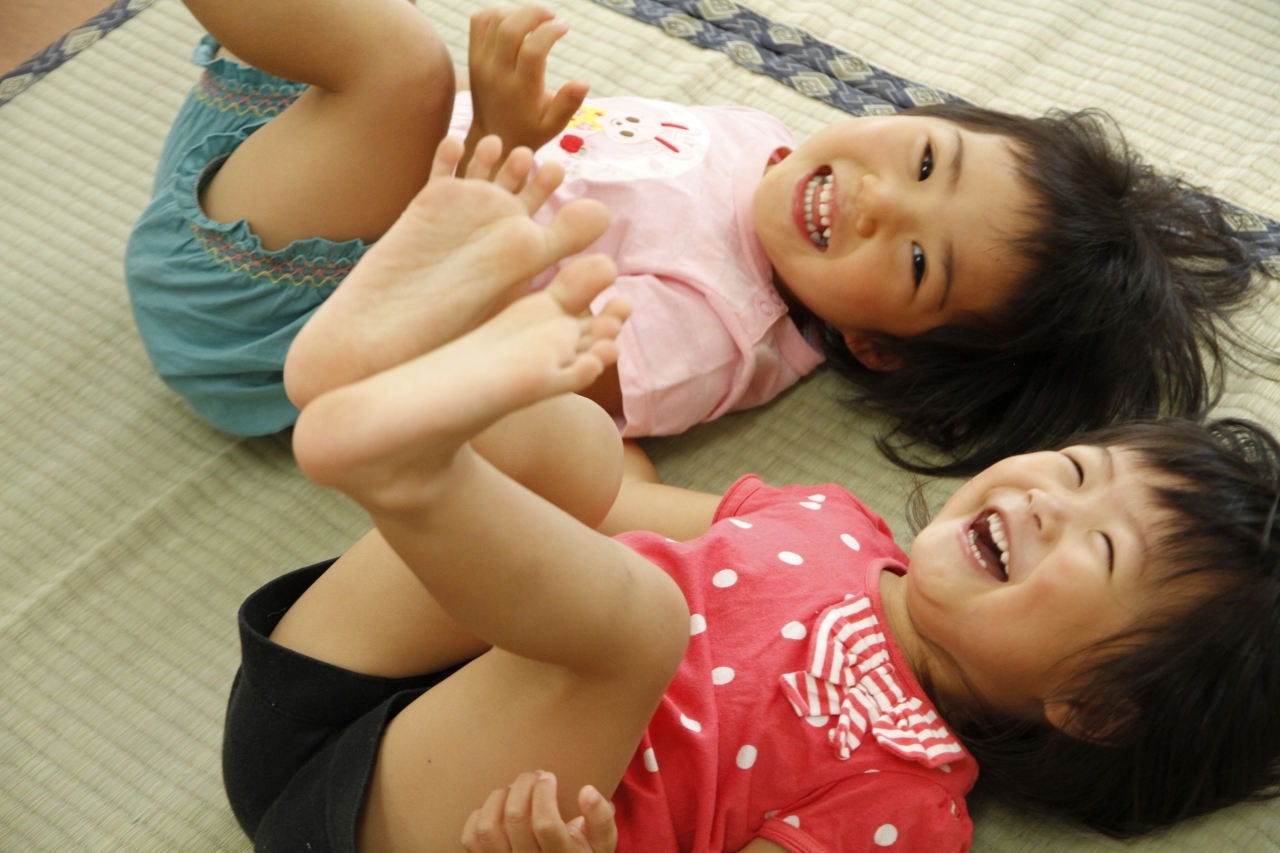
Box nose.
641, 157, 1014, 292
1027, 487, 1068, 539
853, 171, 904, 239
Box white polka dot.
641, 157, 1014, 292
712, 666, 735, 685
712, 569, 738, 588
950, 801, 957, 816
841, 533, 861, 551
781, 621, 807, 640
778, 551, 803, 565
736, 745, 758, 768
874, 824, 898, 846
808, 494, 826, 502
799, 501, 822, 510
864, 768, 880, 774
690, 614, 706, 635
805, 714, 829, 727
764, 810, 779, 820
728, 518, 752, 528
783, 815, 801, 828
680, 714, 702, 732
643, 748, 658, 772
940, 763, 951, 773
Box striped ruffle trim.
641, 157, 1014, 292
780, 596, 964, 767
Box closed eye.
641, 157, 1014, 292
912, 244, 926, 287
1103, 533, 1115, 573
919, 142, 934, 181
1065, 453, 1083, 485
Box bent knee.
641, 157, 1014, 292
352, 19, 456, 118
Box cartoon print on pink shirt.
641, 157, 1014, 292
538, 99, 711, 181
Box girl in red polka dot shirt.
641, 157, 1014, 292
221, 142, 1280, 853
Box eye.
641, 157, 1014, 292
912, 244, 926, 287
1103, 534, 1115, 573
1065, 453, 1083, 485
919, 142, 934, 181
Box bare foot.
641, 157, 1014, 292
293, 253, 630, 513
284, 135, 611, 408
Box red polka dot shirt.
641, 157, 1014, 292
611, 476, 976, 853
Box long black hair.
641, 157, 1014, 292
946, 419, 1280, 836
826, 106, 1265, 476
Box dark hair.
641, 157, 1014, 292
947, 418, 1280, 836
824, 105, 1265, 477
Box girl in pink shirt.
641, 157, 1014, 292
127, 0, 1263, 474
221, 140, 1280, 853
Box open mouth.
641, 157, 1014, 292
799, 167, 833, 250
967, 510, 1009, 582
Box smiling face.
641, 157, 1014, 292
752, 115, 1036, 368
889, 445, 1178, 722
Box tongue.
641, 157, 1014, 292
973, 517, 1007, 582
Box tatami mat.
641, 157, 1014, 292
1, 0, 1277, 850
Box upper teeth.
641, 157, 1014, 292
989, 513, 1009, 566
967, 512, 1010, 571
804, 173, 832, 248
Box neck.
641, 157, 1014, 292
878, 569, 955, 707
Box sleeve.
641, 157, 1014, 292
754, 773, 971, 853
592, 274, 744, 437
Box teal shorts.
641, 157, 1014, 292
125, 37, 370, 435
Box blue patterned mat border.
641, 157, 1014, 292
592, 0, 1280, 273
0, 0, 158, 108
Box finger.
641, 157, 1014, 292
542, 198, 611, 261
466, 135, 504, 180
578, 785, 619, 853
494, 147, 535, 194
528, 772, 579, 852
462, 807, 485, 853
430, 135, 465, 181
496, 5, 555, 66
518, 160, 565, 214
472, 786, 514, 853
515, 17, 569, 83
543, 80, 590, 136
469, 7, 500, 62
476, 6, 512, 66
503, 771, 541, 852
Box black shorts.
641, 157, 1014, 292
223, 560, 465, 852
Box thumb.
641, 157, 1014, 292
577, 785, 618, 853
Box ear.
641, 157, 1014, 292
842, 330, 903, 372
1044, 698, 1136, 745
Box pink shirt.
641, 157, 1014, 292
449, 96, 826, 436
612, 477, 977, 853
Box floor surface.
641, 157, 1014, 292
0, 0, 115, 75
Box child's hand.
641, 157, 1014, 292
461, 771, 617, 853
466, 6, 589, 161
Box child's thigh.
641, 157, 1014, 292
202, 24, 457, 251
360, 649, 660, 852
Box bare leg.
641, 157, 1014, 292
291, 257, 688, 852
269, 391, 625, 678
184, 0, 456, 250
274, 142, 622, 677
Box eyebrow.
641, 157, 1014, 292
1101, 445, 1116, 481
938, 129, 963, 310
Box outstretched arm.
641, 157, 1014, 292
597, 442, 721, 540
463, 5, 589, 170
